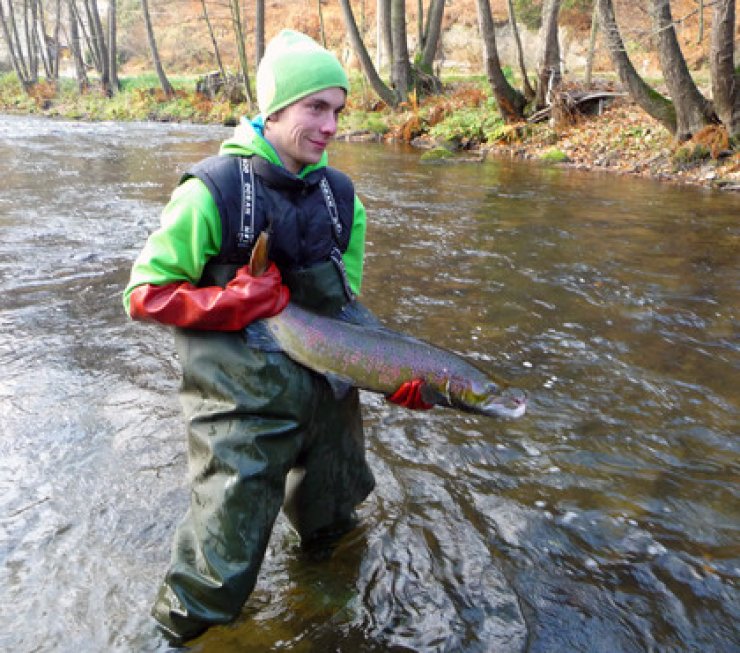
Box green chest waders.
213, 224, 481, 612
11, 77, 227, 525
152, 260, 375, 645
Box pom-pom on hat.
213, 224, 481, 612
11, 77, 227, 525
256, 30, 349, 118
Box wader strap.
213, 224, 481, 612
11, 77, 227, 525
319, 176, 343, 242
330, 247, 355, 302
320, 175, 354, 301
237, 157, 256, 250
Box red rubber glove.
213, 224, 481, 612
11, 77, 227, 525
387, 379, 434, 410
128, 261, 289, 331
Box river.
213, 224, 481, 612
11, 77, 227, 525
0, 115, 737, 652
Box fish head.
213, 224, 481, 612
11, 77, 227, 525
456, 379, 527, 419
480, 386, 527, 419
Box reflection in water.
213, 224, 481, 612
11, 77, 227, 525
0, 116, 738, 652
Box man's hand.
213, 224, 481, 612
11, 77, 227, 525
387, 379, 434, 410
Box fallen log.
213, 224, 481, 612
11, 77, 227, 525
528, 91, 627, 124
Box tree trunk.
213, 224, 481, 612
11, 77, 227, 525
475, 0, 526, 122
317, 0, 326, 47
535, 0, 561, 109
506, 0, 535, 100
141, 0, 174, 97
379, 0, 392, 75
52, 0, 62, 80
649, 0, 714, 140
71, 0, 97, 71
709, 0, 738, 138
108, 0, 119, 92
0, 0, 34, 90
255, 0, 264, 65
416, 0, 422, 52
79, 0, 100, 70
33, 0, 54, 80
390, 0, 411, 102
228, 0, 254, 105
584, 2, 598, 87
66, 0, 88, 92
420, 0, 444, 72
596, 0, 677, 133
200, 0, 226, 80
25, 0, 40, 82
85, 0, 111, 95
338, 0, 397, 106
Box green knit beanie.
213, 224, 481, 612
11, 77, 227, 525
256, 30, 349, 117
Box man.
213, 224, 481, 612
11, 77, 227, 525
123, 29, 428, 646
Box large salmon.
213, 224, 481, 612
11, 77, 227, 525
251, 234, 526, 419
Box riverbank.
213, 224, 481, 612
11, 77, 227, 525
343, 87, 740, 192
483, 98, 740, 192
2, 73, 738, 192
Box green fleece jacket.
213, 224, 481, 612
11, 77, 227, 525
122, 117, 366, 314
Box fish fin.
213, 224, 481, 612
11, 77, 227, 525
337, 301, 384, 328
249, 231, 270, 277
324, 372, 354, 400
419, 381, 450, 408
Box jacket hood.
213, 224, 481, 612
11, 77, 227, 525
219, 116, 329, 177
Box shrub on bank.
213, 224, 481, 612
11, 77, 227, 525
0, 74, 249, 124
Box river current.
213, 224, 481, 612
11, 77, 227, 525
0, 115, 737, 652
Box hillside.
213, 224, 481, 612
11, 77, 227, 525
119, 0, 716, 83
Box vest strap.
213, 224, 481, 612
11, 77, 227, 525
237, 158, 256, 250
319, 176, 343, 242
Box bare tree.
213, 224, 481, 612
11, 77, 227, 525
0, 0, 35, 90
141, 0, 174, 97
338, 0, 397, 106
584, 1, 598, 87
69, 0, 96, 68
416, 0, 422, 51
0, 0, 62, 89
255, 0, 264, 65
378, 0, 392, 74
51, 0, 62, 80
108, 0, 119, 92
34, 0, 62, 83
390, 0, 411, 102
648, 0, 715, 140
200, 0, 226, 80
228, 0, 254, 105
709, 0, 738, 138
475, 0, 526, 122
596, 0, 677, 133
535, 0, 561, 109
317, 0, 326, 47
419, 0, 445, 72
81, 0, 111, 95
507, 0, 535, 100
26, 0, 40, 81
66, 0, 88, 91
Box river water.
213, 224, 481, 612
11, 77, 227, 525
0, 115, 737, 653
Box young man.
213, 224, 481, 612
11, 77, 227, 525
123, 29, 428, 646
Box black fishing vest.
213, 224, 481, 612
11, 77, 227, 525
182, 154, 356, 287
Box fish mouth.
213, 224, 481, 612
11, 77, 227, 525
482, 388, 527, 418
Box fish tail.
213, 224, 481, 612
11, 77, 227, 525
249, 231, 270, 277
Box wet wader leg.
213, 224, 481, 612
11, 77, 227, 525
152, 330, 313, 644
280, 260, 376, 549
283, 384, 375, 550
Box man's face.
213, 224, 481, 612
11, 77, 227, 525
264, 87, 346, 174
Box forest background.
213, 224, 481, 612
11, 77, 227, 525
0, 0, 738, 190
